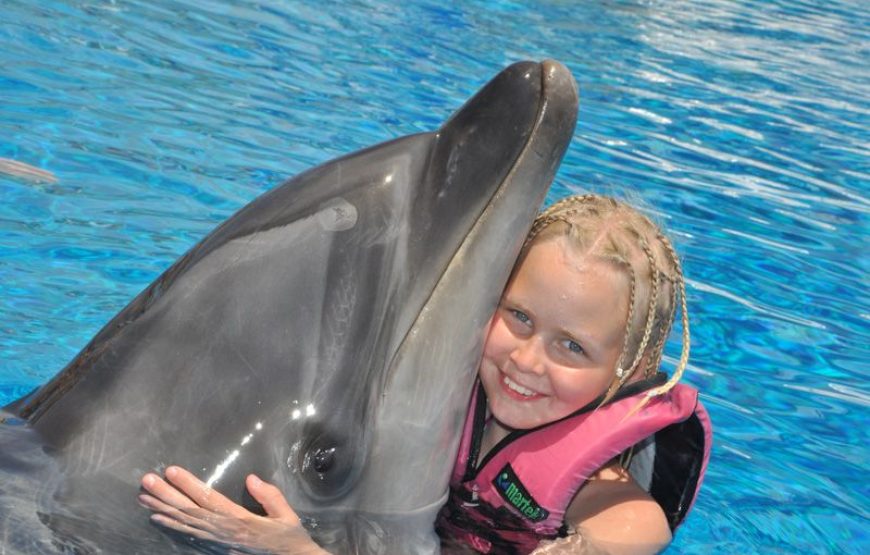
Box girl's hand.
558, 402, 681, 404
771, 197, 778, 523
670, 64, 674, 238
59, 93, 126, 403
139, 466, 328, 555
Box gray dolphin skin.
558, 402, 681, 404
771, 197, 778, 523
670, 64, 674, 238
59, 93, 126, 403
0, 60, 578, 554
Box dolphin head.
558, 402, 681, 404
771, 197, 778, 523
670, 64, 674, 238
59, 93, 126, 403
6, 60, 578, 553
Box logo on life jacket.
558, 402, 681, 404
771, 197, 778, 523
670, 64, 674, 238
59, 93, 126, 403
492, 463, 549, 522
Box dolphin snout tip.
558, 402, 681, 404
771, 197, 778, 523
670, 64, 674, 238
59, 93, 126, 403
540, 59, 578, 96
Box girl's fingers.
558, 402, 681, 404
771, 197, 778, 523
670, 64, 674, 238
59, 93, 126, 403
140, 495, 224, 536
138, 493, 177, 514
140, 466, 320, 554
141, 472, 199, 510
150, 512, 221, 543
163, 466, 246, 517
246, 474, 299, 522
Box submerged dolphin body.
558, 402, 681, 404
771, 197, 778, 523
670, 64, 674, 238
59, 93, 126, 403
1, 61, 578, 554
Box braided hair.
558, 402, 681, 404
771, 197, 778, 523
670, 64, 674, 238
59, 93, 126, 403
517, 194, 690, 405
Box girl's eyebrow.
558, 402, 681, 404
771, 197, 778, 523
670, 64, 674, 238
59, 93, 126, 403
501, 299, 538, 327
500, 295, 531, 313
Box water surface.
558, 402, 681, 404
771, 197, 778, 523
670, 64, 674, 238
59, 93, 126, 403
1, 0, 867, 553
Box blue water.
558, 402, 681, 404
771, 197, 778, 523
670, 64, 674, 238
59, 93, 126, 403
1, 0, 867, 552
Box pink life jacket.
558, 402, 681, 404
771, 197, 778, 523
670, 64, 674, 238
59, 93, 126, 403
435, 374, 713, 554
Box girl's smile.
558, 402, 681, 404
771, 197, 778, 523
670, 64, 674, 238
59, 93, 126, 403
479, 236, 631, 430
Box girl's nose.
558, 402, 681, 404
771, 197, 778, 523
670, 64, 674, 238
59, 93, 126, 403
509, 336, 546, 375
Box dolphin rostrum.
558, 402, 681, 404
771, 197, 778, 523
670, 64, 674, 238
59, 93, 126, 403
1, 60, 578, 554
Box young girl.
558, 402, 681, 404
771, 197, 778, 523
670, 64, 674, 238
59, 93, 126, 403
140, 194, 712, 554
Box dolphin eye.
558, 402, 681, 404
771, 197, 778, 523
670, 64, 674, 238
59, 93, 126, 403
310, 445, 336, 473
297, 424, 360, 501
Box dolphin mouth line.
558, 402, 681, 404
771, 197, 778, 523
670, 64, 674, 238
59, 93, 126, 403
382, 62, 558, 392
456, 60, 557, 255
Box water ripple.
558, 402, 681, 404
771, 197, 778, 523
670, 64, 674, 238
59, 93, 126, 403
1, 0, 868, 553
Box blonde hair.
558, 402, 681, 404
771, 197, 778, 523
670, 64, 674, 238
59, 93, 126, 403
519, 194, 690, 405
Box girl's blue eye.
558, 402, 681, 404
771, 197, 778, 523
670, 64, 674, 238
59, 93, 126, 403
565, 340, 584, 354
510, 309, 531, 325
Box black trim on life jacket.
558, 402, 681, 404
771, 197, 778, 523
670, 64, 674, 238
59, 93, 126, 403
651, 408, 706, 530
462, 382, 491, 481
465, 373, 669, 480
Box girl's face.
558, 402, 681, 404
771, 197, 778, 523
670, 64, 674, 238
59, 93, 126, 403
479, 236, 630, 430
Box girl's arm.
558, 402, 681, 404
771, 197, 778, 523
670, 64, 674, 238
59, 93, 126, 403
139, 466, 330, 555
532, 465, 672, 555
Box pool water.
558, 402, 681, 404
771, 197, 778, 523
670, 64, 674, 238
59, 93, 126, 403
1, 0, 867, 553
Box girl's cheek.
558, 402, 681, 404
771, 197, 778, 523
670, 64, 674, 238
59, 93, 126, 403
481, 315, 500, 346
481, 330, 499, 359
486, 312, 497, 331
483, 317, 513, 355
485, 312, 503, 340
554, 372, 598, 400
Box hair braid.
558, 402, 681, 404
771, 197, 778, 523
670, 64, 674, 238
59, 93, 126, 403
605, 261, 637, 402
522, 193, 692, 408
647, 272, 677, 377
643, 234, 691, 399
626, 241, 660, 379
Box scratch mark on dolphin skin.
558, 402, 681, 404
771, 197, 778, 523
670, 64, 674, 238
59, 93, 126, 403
231, 343, 259, 375
75, 402, 110, 476
322, 272, 356, 373
91, 410, 111, 475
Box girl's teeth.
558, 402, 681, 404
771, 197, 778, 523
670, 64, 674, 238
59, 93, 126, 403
504, 376, 534, 397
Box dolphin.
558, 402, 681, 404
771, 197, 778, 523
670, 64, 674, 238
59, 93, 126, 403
0, 60, 578, 554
